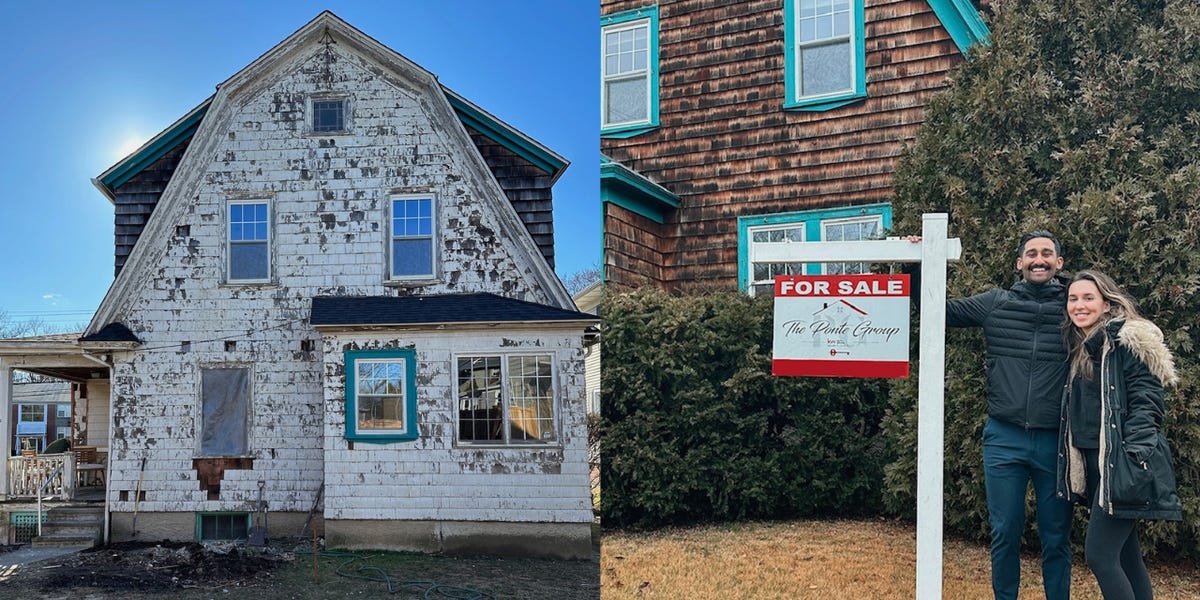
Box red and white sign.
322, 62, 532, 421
772, 274, 911, 378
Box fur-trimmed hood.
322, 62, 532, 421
1114, 318, 1179, 387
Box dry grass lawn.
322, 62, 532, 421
602, 519, 1200, 599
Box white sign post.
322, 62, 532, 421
760, 213, 961, 600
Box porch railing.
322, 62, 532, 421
7, 453, 75, 499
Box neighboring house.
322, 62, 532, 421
600, 0, 990, 291
0, 12, 596, 558
9, 381, 73, 455
571, 280, 602, 416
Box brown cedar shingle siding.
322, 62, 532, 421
463, 125, 557, 269
601, 0, 966, 289
112, 142, 192, 277
604, 203, 667, 287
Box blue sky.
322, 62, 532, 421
0, 0, 598, 330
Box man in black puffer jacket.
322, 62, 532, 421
948, 231, 1072, 600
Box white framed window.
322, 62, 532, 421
601, 7, 659, 133
738, 204, 892, 295
56, 404, 69, 419
389, 196, 435, 280
344, 349, 418, 443
19, 405, 45, 422
784, 0, 866, 110
746, 223, 808, 297
456, 354, 557, 446
227, 200, 270, 283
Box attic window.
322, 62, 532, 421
312, 100, 345, 133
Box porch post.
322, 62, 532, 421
0, 358, 10, 496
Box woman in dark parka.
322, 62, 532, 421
1057, 270, 1182, 600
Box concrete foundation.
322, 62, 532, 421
109, 511, 319, 542
326, 519, 592, 559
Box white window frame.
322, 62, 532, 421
601, 12, 656, 131
344, 351, 417, 442
455, 353, 559, 447
226, 199, 272, 284
819, 214, 884, 275
387, 195, 437, 281
746, 223, 808, 297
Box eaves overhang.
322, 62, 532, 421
93, 98, 213, 202
92, 88, 567, 201
600, 155, 679, 224
927, 0, 991, 54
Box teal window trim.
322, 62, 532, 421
601, 6, 660, 136
926, 0, 991, 54
195, 512, 250, 542
345, 349, 419, 443
783, 0, 867, 111
737, 203, 892, 293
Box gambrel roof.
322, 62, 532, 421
85, 11, 576, 337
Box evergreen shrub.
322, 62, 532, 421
600, 288, 891, 528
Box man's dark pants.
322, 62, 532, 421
982, 418, 1073, 600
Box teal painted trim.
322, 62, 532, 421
600, 159, 679, 224
101, 103, 210, 191
601, 6, 660, 133
737, 203, 893, 291
344, 348, 419, 443
195, 512, 250, 542
600, 124, 660, 139
445, 94, 567, 177
783, 0, 867, 111
926, 0, 991, 54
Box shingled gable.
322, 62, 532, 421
84, 10, 574, 338
310, 293, 598, 328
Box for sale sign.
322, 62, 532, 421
772, 274, 911, 378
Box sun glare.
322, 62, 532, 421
116, 136, 147, 160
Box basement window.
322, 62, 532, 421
197, 512, 249, 542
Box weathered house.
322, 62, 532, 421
0, 11, 595, 558
600, 0, 990, 291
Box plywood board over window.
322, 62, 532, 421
200, 368, 250, 456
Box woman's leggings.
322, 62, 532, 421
1083, 448, 1153, 600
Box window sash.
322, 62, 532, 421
744, 213, 884, 295
354, 359, 407, 432
228, 201, 270, 282
312, 100, 345, 132
456, 354, 557, 446
787, 0, 861, 104
390, 198, 434, 279
601, 19, 652, 128
747, 224, 807, 296
820, 215, 882, 275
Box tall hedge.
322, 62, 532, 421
600, 288, 891, 528
884, 0, 1200, 557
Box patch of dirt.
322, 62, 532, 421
37, 540, 293, 591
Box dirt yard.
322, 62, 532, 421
0, 532, 600, 600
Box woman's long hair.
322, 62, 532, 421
1065, 269, 1143, 380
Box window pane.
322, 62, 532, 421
458, 357, 503, 442
230, 242, 269, 280
507, 355, 555, 443
313, 100, 344, 132
606, 76, 648, 124
800, 41, 852, 97
392, 239, 433, 277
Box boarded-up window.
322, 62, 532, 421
200, 368, 249, 456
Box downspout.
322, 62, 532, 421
80, 351, 113, 545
